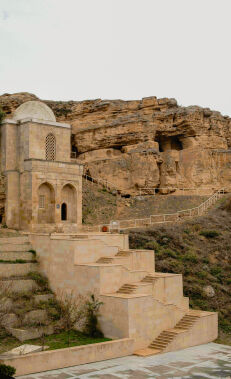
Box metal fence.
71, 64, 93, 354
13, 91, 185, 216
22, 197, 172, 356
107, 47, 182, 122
81, 189, 225, 233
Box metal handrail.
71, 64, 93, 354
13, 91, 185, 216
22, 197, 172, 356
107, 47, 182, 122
83, 174, 118, 192
81, 188, 226, 232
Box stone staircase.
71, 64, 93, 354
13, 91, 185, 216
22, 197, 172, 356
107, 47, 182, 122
135, 311, 202, 356
96, 257, 113, 264
115, 250, 131, 257
0, 236, 38, 285
140, 274, 158, 284
149, 330, 177, 351
97, 250, 132, 264
175, 312, 201, 330
0, 236, 33, 261
116, 283, 138, 294
0, 234, 56, 342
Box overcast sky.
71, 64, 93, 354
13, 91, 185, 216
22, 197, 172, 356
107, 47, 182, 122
1, 0, 231, 115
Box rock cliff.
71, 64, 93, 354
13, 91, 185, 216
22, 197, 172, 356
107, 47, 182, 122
1, 92, 231, 195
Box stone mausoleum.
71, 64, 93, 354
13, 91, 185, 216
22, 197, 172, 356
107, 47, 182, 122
1, 101, 83, 232
0, 101, 218, 360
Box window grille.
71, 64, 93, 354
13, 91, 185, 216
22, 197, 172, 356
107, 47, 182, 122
39, 195, 45, 209
45, 133, 56, 161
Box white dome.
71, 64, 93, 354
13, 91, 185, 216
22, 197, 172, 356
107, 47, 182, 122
13, 101, 56, 122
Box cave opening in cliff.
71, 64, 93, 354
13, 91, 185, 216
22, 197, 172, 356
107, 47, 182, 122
171, 136, 183, 151
155, 135, 183, 152
113, 145, 123, 151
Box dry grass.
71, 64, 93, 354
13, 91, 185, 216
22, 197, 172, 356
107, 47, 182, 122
82, 180, 209, 224
129, 195, 231, 345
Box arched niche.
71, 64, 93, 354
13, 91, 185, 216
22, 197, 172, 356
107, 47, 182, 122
61, 184, 77, 223
38, 182, 55, 223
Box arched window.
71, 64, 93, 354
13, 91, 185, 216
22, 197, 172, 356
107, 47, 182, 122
45, 133, 56, 161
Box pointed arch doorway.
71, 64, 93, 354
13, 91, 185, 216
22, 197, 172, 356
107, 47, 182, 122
61, 184, 77, 223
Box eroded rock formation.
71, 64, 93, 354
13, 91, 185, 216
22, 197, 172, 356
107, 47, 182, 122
1, 92, 231, 195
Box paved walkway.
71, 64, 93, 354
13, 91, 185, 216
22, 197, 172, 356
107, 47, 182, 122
18, 343, 231, 379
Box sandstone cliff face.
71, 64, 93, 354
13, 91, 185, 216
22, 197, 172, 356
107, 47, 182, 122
1, 92, 231, 195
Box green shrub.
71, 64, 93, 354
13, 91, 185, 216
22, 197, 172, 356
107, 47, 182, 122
85, 294, 104, 338
182, 252, 199, 263
28, 249, 36, 256
199, 230, 220, 238
210, 267, 222, 276
164, 248, 178, 259
145, 240, 161, 252
0, 363, 16, 377
0, 107, 5, 125
27, 271, 49, 291
196, 270, 207, 279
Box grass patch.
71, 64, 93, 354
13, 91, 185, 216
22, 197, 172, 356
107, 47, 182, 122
0, 330, 111, 353
0, 259, 26, 263
27, 330, 110, 350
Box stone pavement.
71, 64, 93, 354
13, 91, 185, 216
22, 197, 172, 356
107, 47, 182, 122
17, 343, 231, 379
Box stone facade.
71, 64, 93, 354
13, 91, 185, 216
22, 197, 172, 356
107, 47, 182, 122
1, 101, 83, 232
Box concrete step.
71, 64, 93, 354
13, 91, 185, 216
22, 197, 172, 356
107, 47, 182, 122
176, 321, 194, 326
0, 262, 38, 278
9, 325, 54, 342
96, 257, 113, 263
150, 343, 167, 348
140, 275, 158, 283
134, 348, 162, 356
153, 340, 173, 346
0, 277, 38, 293
117, 283, 138, 294
0, 251, 35, 261
116, 250, 131, 257
155, 336, 174, 342
177, 319, 195, 323
0, 236, 29, 244
0, 243, 32, 252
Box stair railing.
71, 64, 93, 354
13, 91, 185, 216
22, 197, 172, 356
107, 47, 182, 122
81, 188, 226, 232
83, 174, 119, 193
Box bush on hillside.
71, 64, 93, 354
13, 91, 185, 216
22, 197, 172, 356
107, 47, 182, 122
0, 363, 16, 377
0, 108, 5, 125
199, 230, 220, 238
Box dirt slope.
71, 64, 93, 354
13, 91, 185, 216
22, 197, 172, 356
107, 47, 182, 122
82, 180, 208, 225
129, 196, 231, 345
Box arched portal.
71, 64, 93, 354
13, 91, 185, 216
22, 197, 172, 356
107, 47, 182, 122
38, 182, 55, 223
61, 203, 67, 221
61, 184, 77, 222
